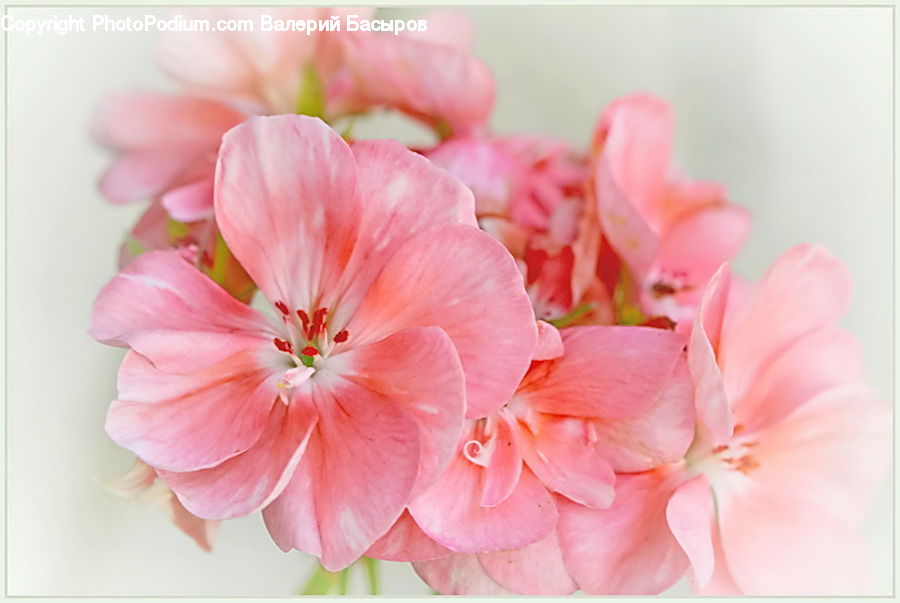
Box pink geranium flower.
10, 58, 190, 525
557, 244, 890, 595
90, 115, 537, 570
105, 458, 217, 552
340, 11, 495, 137
428, 134, 616, 325
384, 324, 695, 594
95, 7, 371, 222
593, 94, 751, 328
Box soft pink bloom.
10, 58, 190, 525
340, 12, 495, 136
95, 7, 371, 221
90, 115, 537, 570
105, 458, 217, 552
557, 244, 890, 595
393, 325, 695, 594
593, 93, 751, 328
156, 7, 370, 116
117, 200, 255, 303
414, 530, 575, 595
428, 134, 616, 324
93, 93, 246, 221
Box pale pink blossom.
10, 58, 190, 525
593, 94, 751, 329
340, 12, 495, 137
383, 324, 695, 594
95, 8, 371, 222
428, 134, 616, 324
557, 244, 890, 595
90, 115, 537, 570
105, 458, 217, 552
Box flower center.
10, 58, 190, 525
270, 300, 351, 395
710, 424, 761, 476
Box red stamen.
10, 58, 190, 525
640, 316, 676, 330
650, 281, 677, 298
297, 310, 311, 338
275, 301, 290, 316
273, 338, 293, 354
334, 330, 349, 343
311, 308, 328, 339
301, 346, 319, 357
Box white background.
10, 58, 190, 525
6, 5, 893, 596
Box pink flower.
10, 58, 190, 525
557, 244, 890, 595
95, 8, 371, 222
428, 134, 616, 324
90, 115, 537, 570
340, 11, 495, 137
593, 94, 751, 328
117, 200, 254, 303
105, 458, 217, 552
93, 92, 246, 222
384, 324, 695, 594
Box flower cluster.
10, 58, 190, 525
91, 9, 889, 596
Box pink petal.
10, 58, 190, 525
169, 494, 218, 552
214, 115, 361, 310
594, 94, 673, 227
590, 357, 695, 472
410, 452, 556, 554
106, 349, 277, 472
342, 32, 494, 134
518, 326, 687, 419
90, 250, 271, 348
99, 150, 198, 204
653, 202, 751, 307
365, 511, 451, 562
156, 8, 317, 113
264, 378, 421, 570
328, 139, 477, 313
161, 178, 215, 222
158, 397, 317, 519
688, 264, 734, 446
414, 554, 514, 595
478, 530, 577, 595
665, 474, 715, 590
719, 244, 853, 402
479, 411, 523, 507
347, 224, 536, 418
533, 320, 564, 360
713, 385, 889, 594
262, 434, 323, 557
734, 327, 864, 433
330, 326, 466, 497
592, 94, 672, 278
557, 467, 690, 594
93, 92, 245, 151
698, 521, 742, 595
517, 414, 615, 508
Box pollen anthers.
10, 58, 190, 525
648, 267, 691, 299
712, 424, 761, 476
270, 300, 350, 364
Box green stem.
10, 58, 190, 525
300, 562, 346, 595
548, 303, 594, 328
363, 557, 381, 595
336, 566, 350, 595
